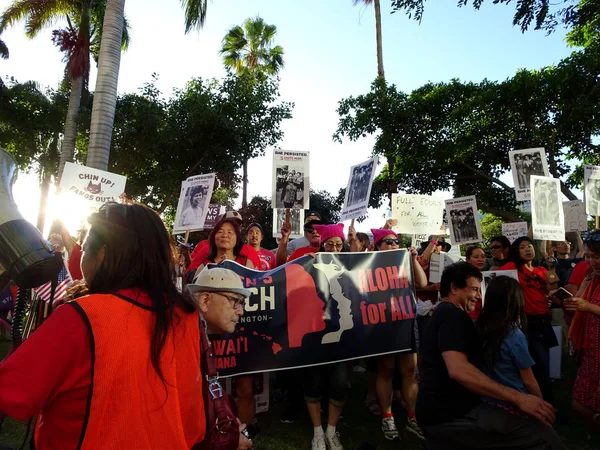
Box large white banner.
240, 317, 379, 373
501, 222, 528, 244
272, 150, 310, 209
340, 156, 378, 222
173, 173, 216, 234
445, 196, 482, 245
531, 176, 565, 241
391, 194, 444, 235
563, 200, 587, 232
509, 148, 551, 201
584, 165, 600, 216
59, 162, 127, 205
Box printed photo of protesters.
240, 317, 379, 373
514, 151, 546, 189
273, 208, 303, 238
449, 207, 479, 243
274, 166, 305, 209
533, 178, 561, 226
585, 176, 600, 216
347, 160, 374, 207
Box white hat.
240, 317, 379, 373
187, 267, 251, 297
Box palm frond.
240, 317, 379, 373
0, 37, 8, 59
181, 0, 208, 34
1, 0, 73, 37
353, 0, 373, 6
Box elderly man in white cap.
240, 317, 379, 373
187, 266, 253, 450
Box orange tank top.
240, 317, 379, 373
71, 293, 206, 449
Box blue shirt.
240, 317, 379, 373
482, 328, 534, 406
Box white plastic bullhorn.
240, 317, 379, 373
0, 148, 60, 288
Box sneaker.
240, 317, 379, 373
325, 431, 344, 450
406, 417, 425, 440
312, 434, 326, 450
280, 404, 296, 424
381, 417, 400, 440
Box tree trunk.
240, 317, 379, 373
242, 159, 248, 213
58, 74, 83, 183
37, 171, 51, 233
86, 0, 125, 171
374, 0, 385, 78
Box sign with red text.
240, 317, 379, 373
206, 249, 416, 377
60, 162, 127, 205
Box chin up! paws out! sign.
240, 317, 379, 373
60, 162, 127, 205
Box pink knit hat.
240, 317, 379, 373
371, 228, 398, 246
313, 223, 345, 244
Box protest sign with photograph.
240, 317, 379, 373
429, 252, 463, 283
480, 270, 519, 305
340, 156, 379, 221
531, 176, 565, 241
584, 165, 600, 216
563, 200, 587, 232
273, 208, 304, 239
204, 204, 227, 229
391, 194, 444, 235
173, 173, 216, 234
445, 196, 482, 245
509, 148, 551, 201
272, 150, 310, 209
59, 162, 127, 206
501, 222, 528, 244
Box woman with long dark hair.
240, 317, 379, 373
500, 236, 558, 406
476, 276, 543, 410
0, 202, 206, 449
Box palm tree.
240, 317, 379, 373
87, 0, 209, 171
354, 0, 384, 78
0, 0, 129, 182
219, 16, 285, 210
0, 35, 8, 58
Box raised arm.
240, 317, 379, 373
574, 232, 585, 258
276, 211, 292, 267
409, 247, 428, 288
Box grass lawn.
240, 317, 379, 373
1, 341, 599, 449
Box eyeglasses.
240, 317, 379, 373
490, 245, 503, 250
304, 226, 316, 233
382, 239, 400, 245
215, 292, 246, 309
324, 241, 344, 250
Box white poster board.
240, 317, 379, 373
563, 200, 587, 232
272, 150, 310, 209
480, 270, 519, 305
59, 162, 127, 205
272, 208, 304, 239
445, 196, 482, 245
173, 173, 216, 234
429, 252, 464, 283
531, 176, 565, 241
501, 222, 528, 244
584, 165, 600, 216
411, 234, 430, 250
391, 194, 444, 235
509, 148, 551, 201
340, 156, 378, 221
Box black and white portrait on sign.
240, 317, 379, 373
444, 196, 482, 245
480, 271, 519, 305
584, 165, 600, 216
531, 175, 565, 241
173, 173, 216, 234
509, 148, 551, 201
272, 150, 310, 209
272, 208, 304, 239
340, 156, 379, 222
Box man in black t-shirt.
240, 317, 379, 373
416, 262, 565, 449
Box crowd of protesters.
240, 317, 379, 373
0, 201, 598, 450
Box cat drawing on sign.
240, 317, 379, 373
85, 180, 103, 195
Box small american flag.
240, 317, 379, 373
33, 264, 72, 306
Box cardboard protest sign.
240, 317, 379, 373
173, 173, 216, 234
273, 208, 304, 239
445, 196, 482, 245
340, 156, 378, 221
501, 222, 528, 244
391, 194, 444, 235
429, 251, 463, 283
481, 270, 519, 305
563, 200, 587, 232
509, 148, 551, 201
59, 162, 127, 206
204, 204, 227, 229
584, 165, 600, 216
411, 234, 429, 250
272, 150, 310, 209
211, 249, 415, 376
531, 176, 565, 241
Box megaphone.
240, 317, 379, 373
0, 147, 59, 289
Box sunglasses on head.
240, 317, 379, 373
382, 238, 400, 245
582, 231, 600, 243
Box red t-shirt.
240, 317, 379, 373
68, 243, 83, 280
257, 248, 276, 271
568, 260, 590, 288
0, 288, 150, 449
500, 262, 548, 315
288, 246, 319, 262
468, 300, 482, 321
